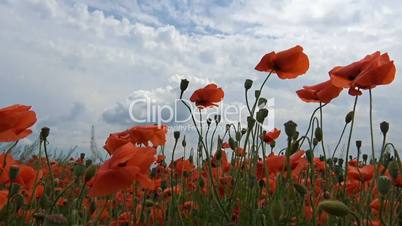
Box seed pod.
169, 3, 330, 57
380, 121, 389, 136
182, 136, 186, 147
258, 98, 267, 108
229, 137, 237, 150
318, 200, 351, 217
85, 165, 97, 182
355, 140, 362, 149
247, 116, 256, 129
40, 127, 50, 141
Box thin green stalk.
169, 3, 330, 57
343, 94, 359, 194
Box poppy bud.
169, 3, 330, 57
244, 79, 253, 90
40, 127, 50, 141
174, 131, 180, 140
145, 199, 155, 207
270, 199, 283, 219
45, 214, 68, 226
182, 136, 186, 147
293, 183, 307, 196
9, 165, 20, 181
362, 154, 368, 164
229, 137, 237, 150
256, 109, 268, 123
258, 98, 267, 108
378, 176, 392, 195
355, 140, 362, 150
180, 79, 189, 98
345, 111, 354, 124
318, 200, 351, 217
225, 124, 231, 131
73, 165, 86, 178
380, 121, 389, 136
389, 161, 399, 181
313, 138, 318, 147
237, 129, 244, 136
247, 116, 256, 129
214, 115, 221, 124
284, 120, 297, 138
314, 127, 322, 142
80, 153, 85, 160
255, 90, 261, 99
338, 158, 344, 167
207, 118, 212, 126
270, 141, 276, 149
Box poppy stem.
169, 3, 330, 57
49, 181, 75, 213
343, 94, 359, 195
369, 89, 376, 165
42, 139, 55, 202
298, 104, 327, 149
179, 99, 230, 222
331, 123, 348, 160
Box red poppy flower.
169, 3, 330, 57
255, 45, 309, 79
261, 128, 281, 144
104, 125, 167, 154
170, 158, 194, 175
0, 104, 37, 142
190, 84, 224, 108
88, 143, 156, 196
329, 51, 396, 96
296, 80, 343, 103
348, 165, 374, 182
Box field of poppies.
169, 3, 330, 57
0, 45, 401, 226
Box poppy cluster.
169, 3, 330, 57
0, 45, 400, 226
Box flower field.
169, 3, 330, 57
0, 45, 401, 226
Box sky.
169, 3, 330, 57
1, 0, 401, 159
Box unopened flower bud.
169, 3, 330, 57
255, 90, 261, 98
355, 140, 362, 149
258, 98, 267, 108
247, 116, 256, 129
182, 136, 186, 147
284, 120, 297, 138
378, 176, 392, 195
241, 128, 247, 135
380, 121, 389, 136
180, 79, 189, 98
244, 79, 253, 90
306, 150, 314, 163
40, 127, 50, 141
256, 108, 268, 123
173, 131, 180, 140
229, 137, 237, 150
235, 131, 242, 142
214, 115, 221, 124
318, 200, 351, 217
345, 111, 354, 124
85, 165, 97, 182
207, 118, 212, 126
293, 183, 307, 196
314, 127, 322, 142
80, 153, 85, 160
